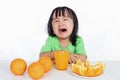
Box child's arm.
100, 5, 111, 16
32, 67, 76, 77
69, 53, 87, 64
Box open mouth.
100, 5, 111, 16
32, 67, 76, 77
59, 28, 67, 33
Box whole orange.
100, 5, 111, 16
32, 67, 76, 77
10, 58, 27, 75
28, 62, 45, 79
38, 56, 53, 73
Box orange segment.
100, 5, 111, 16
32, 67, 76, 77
84, 59, 90, 68
78, 66, 87, 76
87, 62, 105, 77
76, 59, 82, 66
71, 64, 80, 74
70, 59, 105, 77
86, 66, 95, 77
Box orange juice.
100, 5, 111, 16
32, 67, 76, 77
54, 50, 69, 70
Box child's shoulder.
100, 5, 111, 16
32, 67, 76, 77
76, 36, 84, 43
47, 36, 57, 39
76, 36, 83, 40
46, 36, 57, 41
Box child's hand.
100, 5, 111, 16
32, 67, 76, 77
69, 54, 79, 64
69, 53, 86, 64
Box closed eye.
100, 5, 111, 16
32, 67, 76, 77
53, 19, 59, 23
64, 18, 68, 21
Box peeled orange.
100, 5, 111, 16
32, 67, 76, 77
87, 62, 105, 77
84, 59, 90, 68
70, 59, 105, 77
76, 59, 82, 66
78, 66, 87, 76
10, 58, 27, 75
71, 64, 80, 74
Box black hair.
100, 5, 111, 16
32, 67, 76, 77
47, 6, 79, 46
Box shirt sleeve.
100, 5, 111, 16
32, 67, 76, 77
75, 37, 86, 55
40, 36, 52, 53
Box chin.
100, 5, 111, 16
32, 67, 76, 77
58, 36, 70, 40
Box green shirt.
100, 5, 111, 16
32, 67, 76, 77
40, 36, 86, 55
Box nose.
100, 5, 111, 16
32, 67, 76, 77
59, 19, 64, 26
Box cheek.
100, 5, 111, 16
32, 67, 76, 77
67, 24, 74, 33
52, 26, 58, 33
67, 21, 74, 31
68, 27, 74, 34
52, 23, 58, 31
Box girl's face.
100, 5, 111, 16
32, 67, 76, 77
52, 12, 74, 40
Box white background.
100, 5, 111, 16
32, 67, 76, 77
0, 0, 120, 61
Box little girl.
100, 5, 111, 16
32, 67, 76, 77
40, 6, 87, 64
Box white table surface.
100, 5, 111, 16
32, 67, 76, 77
0, 60, 120, 80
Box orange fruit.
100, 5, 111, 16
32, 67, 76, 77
71, 59, 84, 75
70, 59, 105, 77
78, 66, 87, 76
38, 56, 53, 73
84, 59, 90, 68
71, 64, 80, 74
76, 59, 82, 66
28, 62, 45, 79
10, 58, 27, 75
71, 63, 87, 76
87, 62, 105, 77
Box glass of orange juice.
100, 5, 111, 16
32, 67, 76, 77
54, 50, 69, 70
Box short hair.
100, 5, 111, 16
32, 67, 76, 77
47, 6, 79, 46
